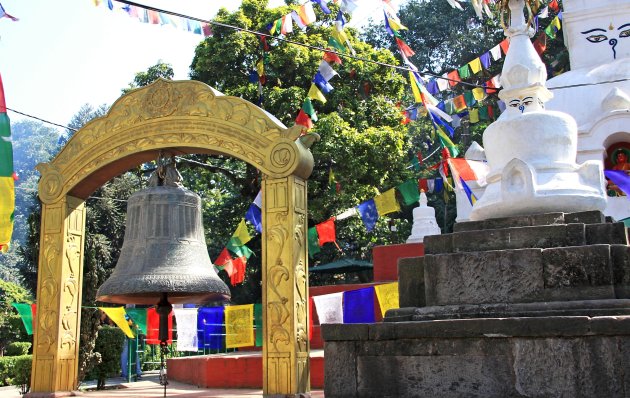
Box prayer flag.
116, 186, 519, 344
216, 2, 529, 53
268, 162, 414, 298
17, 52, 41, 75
472, 87, 486, 101
316, 218, 337, 246
225, 304, 254, 349
479, 52, 491, 69
198, 307, 224, 350
312, 0, 331, 14
499, 39, 510, 55
281, 14, 293, 35
336, 207, 358, 221
296, 109, 314, 129
254, 303, 263, 347
605, 170, 630, 197
340, 0, 360, 14
215, 248, 233, 268
548, 0, 559, 12
318, 60, 338, 81
534, 34, 547, 55
374, 283, 399, 316
126, 308, 148, 335
302, 98, 318, 122
229, 256, 247, 285
228, 243, 253, 260
427, 80, 439, 95
0, 72, 14, 253
448, 158, 489, 187
463, 91, 476, 107
419, 178, 429, 193
485, 78, 497, 94
323, 51, 342, 65
374, 188, 400, 216
437, 74, 450, 92
458, 64, 471, 79
538, 6, 549, 18
11, 303, 33, 335
100, 307, 135, 338
395, 38, 415, 57
231, 219, 252, 246
291, 10, 307, 30
460, 177, 478, 205
434, 178, 444, 193
313, 293, 343, 324
479, 106, 489, 120
145, 308, 173, 344
298, 2, 317, 25
437, 128, 459, 158
489, 44, 502, 61
313, 72, 334, 94
398, 180, 420, 205
447, 70, 460, 87
468, 58, 482, 74
308, 227, 321, 257
0, 2, 18, 21
357, 199, 379, 231
245, 203, 262, 233
174, 308, 198, 351
469, 108, 480, 123
488, 104, 495, 120
308, 298, 313, 341
453, 95, 467, 112
327, 36, 346, 53
308, 84, 327, 104
343, 287, 375, 323
409, 71, 423, 104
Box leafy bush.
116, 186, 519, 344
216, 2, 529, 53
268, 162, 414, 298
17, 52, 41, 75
0, 355, 18, 386
6, 342, 31, 356
85, 326, 125, 389
12, 355, 32, 394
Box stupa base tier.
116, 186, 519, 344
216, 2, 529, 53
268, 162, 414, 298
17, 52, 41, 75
322, 316, 630, 398
386, 299, 630, 322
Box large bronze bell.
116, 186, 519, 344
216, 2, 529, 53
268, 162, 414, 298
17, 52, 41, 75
96, 162, 231, 306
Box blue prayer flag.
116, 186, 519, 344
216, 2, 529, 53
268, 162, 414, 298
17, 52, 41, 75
312, 0, 331, 14
434, 178, 444, 193
357, 199, 379, 232
197, 307, 224, 350
313, 72, 333, 94
343, 287, 375, 323
245, 203, 262, 233
479, 52, 491, 69
605, 170, 630, 198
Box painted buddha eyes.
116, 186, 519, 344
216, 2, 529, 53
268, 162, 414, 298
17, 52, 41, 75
586, 34, 607, 43
509, 97, 534, 113
620, 29, 630, 38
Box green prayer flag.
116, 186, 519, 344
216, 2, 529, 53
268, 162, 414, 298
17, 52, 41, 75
0, 114, 13, 177
458, 64, 471, 79
125, 308, 148, 335
398, 180, 420, 205
478, 106, 489, 121
327, 36, 346, 53
544, 24, 556, 39
444, 100, 456, 115
463, 91, 476, 107
229, 242, 254, 259
254, 303, 263, 347
410, 154, 420, 171
302, 98, 317, 122
11, 303, 33, 335
308, 227, 320, 258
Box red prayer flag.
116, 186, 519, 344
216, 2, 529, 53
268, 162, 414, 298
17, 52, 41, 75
145, 308, 173, 344
485, 78, 497, 94
417, 151, 423, 165
316, 218, 337, 246
548, 0, 559, 12
31, 304, 36, 331
447, 70, 460, 88
230, 256, 247, 285
488, 104, 495, 120
295, 109, 313, 129
395, 38, 415, 57
308, 297, 313, 341
323, 51, 343, 64
453, 95, 467, 111
419, 178, 429, 193
214, 248, 233, 266
533, 34, 546, 55
260, 36, 270, 51
499, 39, 510, 55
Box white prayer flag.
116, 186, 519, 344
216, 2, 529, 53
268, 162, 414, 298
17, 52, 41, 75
313, 293, 344, 324
174, 308, 198, 352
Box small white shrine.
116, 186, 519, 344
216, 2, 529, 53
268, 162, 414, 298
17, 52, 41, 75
469, 0, 607, 221
406, 191, 441, 243
546, 0, 630, 221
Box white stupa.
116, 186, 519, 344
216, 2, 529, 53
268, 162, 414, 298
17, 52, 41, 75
469, 0, 607, 221
406, 191, 441, 243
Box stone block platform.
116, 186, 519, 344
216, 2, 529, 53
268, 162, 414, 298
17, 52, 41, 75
322, 211, 630, 397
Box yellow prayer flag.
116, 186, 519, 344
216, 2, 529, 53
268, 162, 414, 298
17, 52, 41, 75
0, 177, 14, 252
331, 27, 349, 46
472, 87, 486, 101
225, 304, 254, 349
468, 58, 482, 74
387, 17, 407, 31
374, 188, 400, 216
232, 219, 252, 246
374, 282, 399, 315
308, 84, 327, 104
409, 72, 423, 104
100, 307, 135, 338
551, 16, 561, 31
469, 108, 480, 124
256, 59, 264, 77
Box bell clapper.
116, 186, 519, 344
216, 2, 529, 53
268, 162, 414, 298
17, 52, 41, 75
157, 293, 172, 397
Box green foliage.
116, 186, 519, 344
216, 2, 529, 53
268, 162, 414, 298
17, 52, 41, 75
122, 61, 174, 94
5, 342, 31, 356
0, 354, 31, 390
86, 326, 125, 390
0, 280, 32, 355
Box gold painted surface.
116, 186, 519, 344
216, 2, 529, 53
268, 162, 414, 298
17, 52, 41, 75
262, 176, 310, 395
34, 80, 312, 396
31, 197, 86, 393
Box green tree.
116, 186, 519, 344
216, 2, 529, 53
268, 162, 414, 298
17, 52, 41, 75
122, 61, 174, 94
0, 280, 32, 355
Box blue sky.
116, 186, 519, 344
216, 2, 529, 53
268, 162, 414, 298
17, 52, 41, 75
0, 0, 388, 129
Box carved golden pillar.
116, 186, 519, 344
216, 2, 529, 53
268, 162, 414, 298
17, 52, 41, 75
262, 175, 310, 397
30, 196, 86, 396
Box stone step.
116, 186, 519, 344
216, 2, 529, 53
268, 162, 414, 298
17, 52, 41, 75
425, 221, 627, 255
453, 210, 606, 233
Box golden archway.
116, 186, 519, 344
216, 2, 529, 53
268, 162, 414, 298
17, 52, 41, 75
31, 79, 315, 396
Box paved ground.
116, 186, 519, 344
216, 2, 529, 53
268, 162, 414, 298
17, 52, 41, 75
0, 371, 325, 397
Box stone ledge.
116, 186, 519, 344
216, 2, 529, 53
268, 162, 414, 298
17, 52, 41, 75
453, 210, 605, 233
321, 323, 369, 341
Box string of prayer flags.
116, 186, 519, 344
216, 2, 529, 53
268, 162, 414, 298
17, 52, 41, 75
357, 199, 379, 232
254, 304, 263, 347
313, 292, 343, 324
198, 307, 224, 350
0, 72, 14, 253
373, 282, 399, 316
174, 308, 199, 351
100, 307, 135, 338
343, 287, 375, 323
11, 303, 33, 335
374, 188, 400, 216
0, 2, 18, 21
225, 304, 254, 349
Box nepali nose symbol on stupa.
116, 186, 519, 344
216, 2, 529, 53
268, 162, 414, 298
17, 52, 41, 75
581, 22, 630, 59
